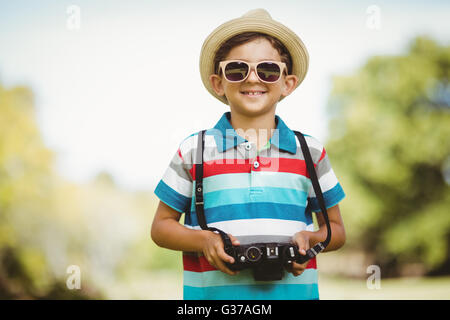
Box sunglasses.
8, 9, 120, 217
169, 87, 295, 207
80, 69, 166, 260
218, 60, 287, 83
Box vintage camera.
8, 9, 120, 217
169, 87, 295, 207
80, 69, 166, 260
224, 240, 309, 281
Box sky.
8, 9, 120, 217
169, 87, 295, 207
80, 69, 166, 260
0, 0, 449, 191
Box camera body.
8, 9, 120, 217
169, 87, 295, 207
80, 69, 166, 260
224, 239, 304, 281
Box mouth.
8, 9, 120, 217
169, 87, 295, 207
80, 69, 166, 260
240, 91, 267, 97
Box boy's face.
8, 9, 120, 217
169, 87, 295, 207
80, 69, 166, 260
209, 38, 298, 117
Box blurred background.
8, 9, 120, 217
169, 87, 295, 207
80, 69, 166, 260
0, 0, 449, 299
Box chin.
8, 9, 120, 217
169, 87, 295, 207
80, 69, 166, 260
233, 104, 276, 117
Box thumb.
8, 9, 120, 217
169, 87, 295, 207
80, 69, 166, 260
295, 235, 309, 255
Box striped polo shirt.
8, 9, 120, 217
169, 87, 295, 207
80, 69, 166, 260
154, 111, 345, 300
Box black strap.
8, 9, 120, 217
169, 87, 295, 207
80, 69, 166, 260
195, 130, 232, 250
294, 131, 332, 251
194, 130, 207, 229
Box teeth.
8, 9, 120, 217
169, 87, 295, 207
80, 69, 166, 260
243, 91, 265, 95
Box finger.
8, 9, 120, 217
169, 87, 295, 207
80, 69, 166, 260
293, 269, 305, 277
288, 263, 304, 277
297, 238, 309, 255
212, 243, 239, 275
217, 245, 235, 264
206, 245, 222, 268
228, 234, 240, 246
291, 261, 307, 272
205, 253, 217, 269
292, 261, 307, 269
292, 270, 305, 277
212, 253, 238, 276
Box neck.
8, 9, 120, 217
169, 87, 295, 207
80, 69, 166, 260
228, 110, 277, 151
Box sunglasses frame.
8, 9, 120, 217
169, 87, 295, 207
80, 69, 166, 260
218, 60, 287, 83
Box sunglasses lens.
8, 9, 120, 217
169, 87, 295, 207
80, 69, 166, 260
224, 61, 249, 81
257, 62, 281, 82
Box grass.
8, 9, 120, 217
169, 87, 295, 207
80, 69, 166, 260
319, 274, 450, 300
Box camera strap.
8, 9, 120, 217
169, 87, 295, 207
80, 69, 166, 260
195, 130, 233, 251
194, 129, 331, 262
293, 131, 331, 261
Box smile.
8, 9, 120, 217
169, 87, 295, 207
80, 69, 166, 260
240, 91, 266, 96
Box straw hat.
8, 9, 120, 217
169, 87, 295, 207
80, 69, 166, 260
199, 8, 309, 104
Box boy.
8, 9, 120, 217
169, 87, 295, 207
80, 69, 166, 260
151, 9, 346, 300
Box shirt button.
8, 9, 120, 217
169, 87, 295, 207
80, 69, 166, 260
253, 161, 260, 169
244, 143, 252, 150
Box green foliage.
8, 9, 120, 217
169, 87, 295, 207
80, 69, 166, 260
0, 84, 100, 298
326, 36, 450, 275
0, 85, 61, 298
0, 82, 179, 298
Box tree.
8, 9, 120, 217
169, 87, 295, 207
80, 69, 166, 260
0, 81, 173, 298
0, 83, 100, 298
326, 36, 450, 276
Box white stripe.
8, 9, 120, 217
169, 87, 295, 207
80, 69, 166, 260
183, 268, 318, 287
186, 218, 314, 236
179, 134, 197, 158
179, 132, 218, 157
162, 165, 192, 198
308, 168, 338, 197
319, 167, 339, 192
303, 135, 323, 153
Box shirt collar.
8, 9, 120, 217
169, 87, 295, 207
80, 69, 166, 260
212, 111, 297, 154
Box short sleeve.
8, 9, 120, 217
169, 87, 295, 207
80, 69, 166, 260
154, 143, 194, 214
307, 139, 345, 212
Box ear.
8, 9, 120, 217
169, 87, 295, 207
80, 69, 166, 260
209, 74, 226, 97
281, 75, 299, 98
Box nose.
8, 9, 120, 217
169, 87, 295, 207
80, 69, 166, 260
246, 67, 260, 82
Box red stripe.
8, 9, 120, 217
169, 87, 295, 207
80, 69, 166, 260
177, 148, 184, 161
190, 157, 313, 180
183, 254, 317, 272
318, 148, 326, 163
183, 254, 216, 272
307, 256, 317, 269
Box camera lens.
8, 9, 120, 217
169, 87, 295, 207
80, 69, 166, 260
245, 246, 262, 262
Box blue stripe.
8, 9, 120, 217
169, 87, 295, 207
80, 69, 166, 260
186, 202, 311, 227
183, 283, 319, 300
154, 180, 191, 213
309, 182, 346, 212
190, 187, 308, 210
203, 172, 311, 193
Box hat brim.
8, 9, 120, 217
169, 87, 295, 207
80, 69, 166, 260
200, 16, 309, 104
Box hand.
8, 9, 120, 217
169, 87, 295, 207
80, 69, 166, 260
202, 231, 240, 275
286, 231, 311, 277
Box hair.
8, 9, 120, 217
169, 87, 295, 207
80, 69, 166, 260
213, 32, 293, 76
